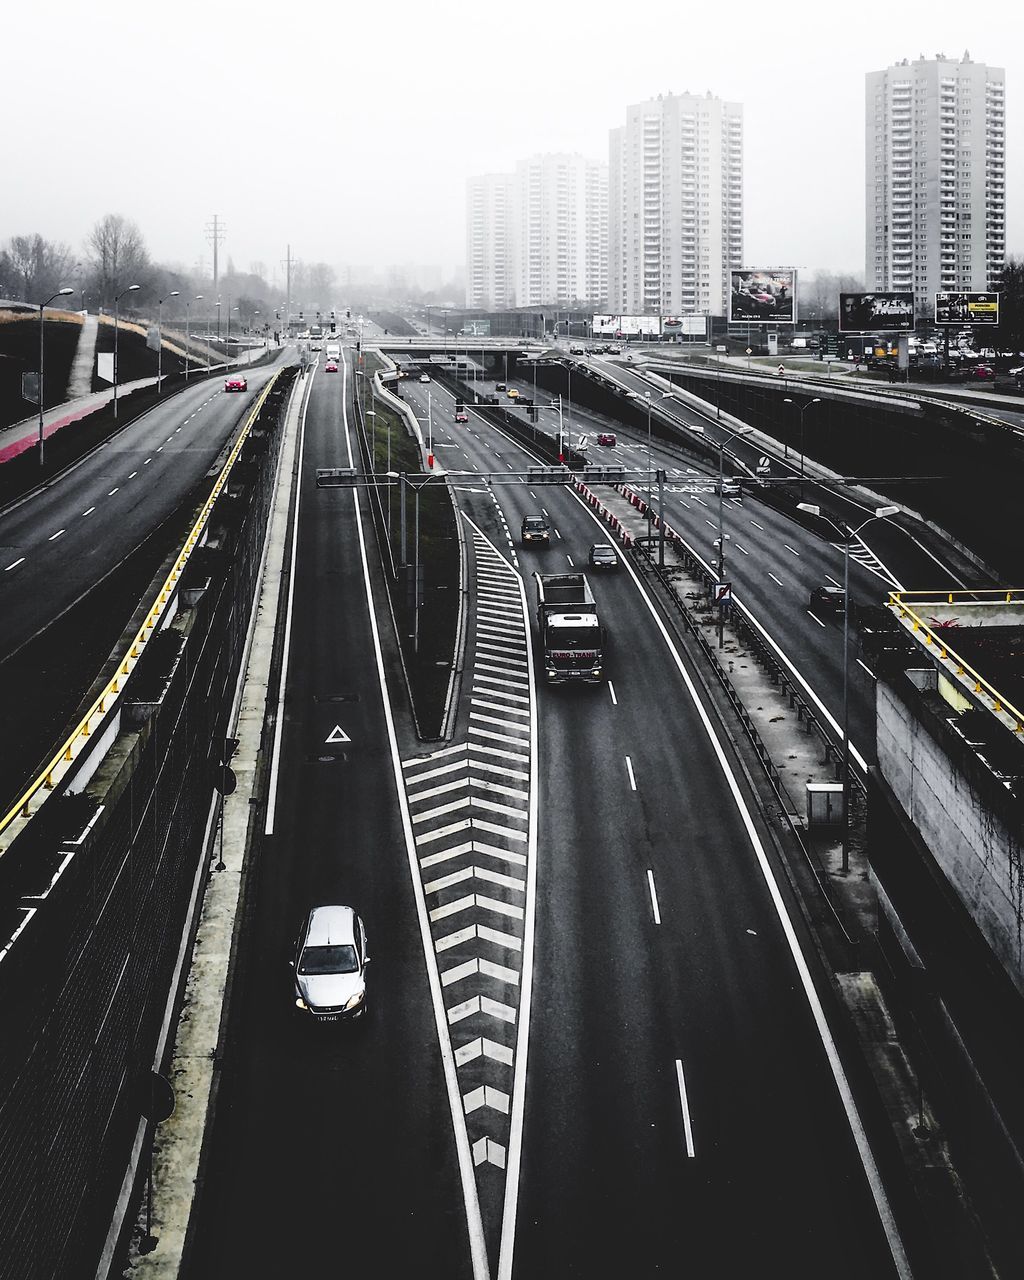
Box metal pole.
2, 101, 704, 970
717, 443, 726, 648
38, 299, 45, 466
113, 294, 120, 420
558, 394, 564, 461
428, 386, 432, 462
658, 469, 665, 569
185, 301, 190, 381
157, 298, 163, 394
842, 527, 851, 873
387, 418, 392, 539
400, 474, 407, 566
646, 394, 653, 511
413, 488, 421, 653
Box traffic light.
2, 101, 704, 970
330, 309, 336, 320
299, 311, 304, 320
346, 309, 351, 320
330, 321, 336, 332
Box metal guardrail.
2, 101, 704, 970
0, 370, 283, 853
888, 589, 1024, 733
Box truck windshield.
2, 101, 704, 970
550, 626, 598, 649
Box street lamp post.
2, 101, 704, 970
798, 502, 900, 871
113, 283, 141, 419
37, 286, 75, 466
783, 396, 822, 479
156, 291, 179, 395
688, 423, 752, 648
185, 295, 203, 381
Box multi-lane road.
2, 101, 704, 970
181, 346, 916, 1278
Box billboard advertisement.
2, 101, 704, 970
729, 269, 796, 324
662, 316, 707, 336
592, 314, 662, 336
462, 319, 491, 336
934, 293, 999, 326
592, 314, 619, 334
839, 293, 914, 333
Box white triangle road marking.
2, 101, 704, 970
325, 725, 350, 744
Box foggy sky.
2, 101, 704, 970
5, 0, 1021, 287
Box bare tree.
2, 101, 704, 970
306, 262, 335, 310
0, 233, 76, 303
86, 214, 151, 309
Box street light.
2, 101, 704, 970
37, 286, 75, 466
636, 389, 676, 511
783, 396, 822, 478
156, 291, 179, 396
113, 283, 141, 419
185, 295, 203, 381
798, 502, 900, 872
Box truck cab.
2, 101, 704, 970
534, 572, 606, 683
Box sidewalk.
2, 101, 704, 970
0, 378, 160, 465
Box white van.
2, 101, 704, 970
325, 343, 341, 362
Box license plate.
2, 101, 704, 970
318, 1014, 339, 1022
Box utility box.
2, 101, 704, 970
806, 782, 844, 827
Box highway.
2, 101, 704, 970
184, 349, 909, 1278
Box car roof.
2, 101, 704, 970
304, 904, 357, 946
591, 543, 614, 553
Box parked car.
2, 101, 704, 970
596, 432, 617, 446
588, 543, 619, 570
291, 905, 370, 1023
521, 514, 550, 544
809, 585, 846, 616
967, 364, 995, 380
568, 345, 585, 355
224, 375, 247, 392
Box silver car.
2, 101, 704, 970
292, 905, 370, 1022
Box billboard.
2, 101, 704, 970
934, 293, 999, 326
839, 293, 914, 333
729, 269, 796, 324
662, 316, 707, 336
592, 314, 662, 336
462, 319, 491, 336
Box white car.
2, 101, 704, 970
291, 905, 370, 1023
419, 373, 430, 383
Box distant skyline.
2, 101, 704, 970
3, 0, 1022, 291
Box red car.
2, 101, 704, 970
454, 410, 468, 423
597, 432, 617, 446
325, 361, 338, 373
968, 364, 995, 380
224, 375, 247, 392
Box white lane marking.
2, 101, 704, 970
735, 543, 749, 555
625, 756, 637, 791
144, 457, 152, 465
694, 497, 708, 507
784, 544, 800, 556
768, 572, 784, 586
5, 557, 25, 571
608, 681, 618, 706
108, 488, 119, 495
48, 529, 65, 541
678, 499, 691, 509
566, 555, 574, 566
82, 507, 95, 517
646, 870, 662, 925
166, 436, 174, 443
807, 611, 826, 628
128, 471, 137, 479
825, 574, 842, 588
156, 446, 163, 452
704, 519, 715, 529
857, 659, 877, 679
751, 520, 764, 530
675, 1060, 696, 1158
554, 529, 562, 540
264, 369, 314, 835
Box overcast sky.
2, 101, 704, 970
5, 0, 1021, 288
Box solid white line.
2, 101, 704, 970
807, 610, 826, 628
48, 529, 65, 541
82, 507, 95, 516
5, 557, 25, 571
625, 756, 637, 791
675, 1059, 696, 1158
263, 370, 313, 835
768, 572, 784, 586
607, 681, 618, 706
646, 870, 661, 925
857, 658, 877, 680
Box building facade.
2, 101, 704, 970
466, 156, 608, 310
865, 53, 1006, 306
608, 91, 743, 319
465, 173, 517, 311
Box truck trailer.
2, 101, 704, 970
534, 572, 606, 684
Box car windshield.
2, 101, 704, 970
593, 548, 614, 560
298, 944, 358, 975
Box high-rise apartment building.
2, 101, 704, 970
608, 91, 743, 318
865, 53, 1005, 304
466, 156, 608, 310
465, 173, 517, 310
515, 153, 608, 307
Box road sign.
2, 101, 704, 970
21, 372, 39, 404
745, 347, 752, 356
713, 581, 732, 604
756, 456, 771, 475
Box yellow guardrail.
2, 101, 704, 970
888, 590, 1024, 733
0, 370, 283, 852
